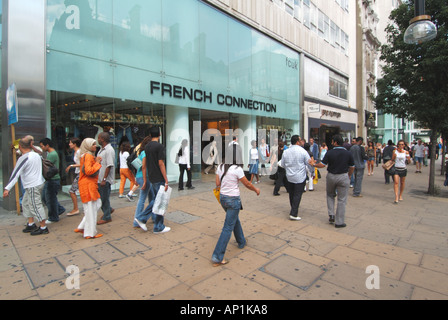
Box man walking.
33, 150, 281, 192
282, 135, 313, 221
312, 135, 355, 228
97, 132, 115, 225
3, 136, 49, 235
144, 126, 171, 234
350, 137, 367, 197
39, 138, 65, 223
413, 139, 425, 173
309, 138, 319, 161
382, 140, 396, 184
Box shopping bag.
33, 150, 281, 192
382, 160, 395, 171
153, 185, 172, 216
213, 188, 221, 203
313, 168, 319, 185
131, 157, 142, 171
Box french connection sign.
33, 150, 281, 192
150, 81, 278, 114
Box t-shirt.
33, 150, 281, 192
135, 151, 146, 179
47, 150, 61, 180
322, 147, 355, 174
414, 144, 425, 158
97, 144, 115, 184
119, 151, 130, 169
145, 141, 165, 183
216, 165, 245, 197
5, 152, 45, 191
73, 149, 80, 174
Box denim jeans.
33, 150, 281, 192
42, 179, 65, 222
353, 168, 365, 196
149, 181, 167, 232
133, 177, 155, 227
212, 195, 246, 263
98, 182, 112, 221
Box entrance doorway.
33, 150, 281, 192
320, 125, 340, 150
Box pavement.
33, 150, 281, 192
1, 160, 448, 301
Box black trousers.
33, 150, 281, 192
179, 164, 192, 189
285, 179, 306, 218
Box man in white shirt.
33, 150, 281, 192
282, 135, 313, 221
3, 136, 48, 235
413, 139, 425, 173
97, 132, 115, 225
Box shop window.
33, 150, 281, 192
50, 91, 165, 186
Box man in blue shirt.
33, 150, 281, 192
309, 138, 319, 161
312, 134, 355, 228
282, 135, 313, 221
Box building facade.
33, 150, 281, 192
0, 0, 394, 210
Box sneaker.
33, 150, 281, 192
126, 194, 135, 202
154, 226, 171, 234
335, 223, 347, 228
187, 186, 195, 190
329, 215, 335, 224
289, 215, 302, 221
119, 194, 126, 198
23, 224, 38, 233
134, 218, 147, 232
30, 227, 50, 236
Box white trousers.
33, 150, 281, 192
78, 199, 102, 238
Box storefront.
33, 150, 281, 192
305, 101, 358, 149
1, 0, 302, 207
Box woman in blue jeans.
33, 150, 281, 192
212, 144, 260, 267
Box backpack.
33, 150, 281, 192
42, 157, 59, 180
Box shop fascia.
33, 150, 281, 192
150, 81, 277, 114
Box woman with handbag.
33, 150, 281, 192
212, 144, 260, 267
74, 138, 103, 239
391, 140, 411, 204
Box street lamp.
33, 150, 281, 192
404, 0, 437, 44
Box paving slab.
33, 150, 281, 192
1, 159, 448, 301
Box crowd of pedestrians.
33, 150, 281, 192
2, 130, 444, 267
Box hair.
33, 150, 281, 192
70, 137, 82, 148
321, 142, 327, 148
356, 137, 364, 143
98, 132, 110, 143
332, 134, 343, 146
150, 126, 160, 138
397, 139, 405, 147
19, 136, 34, 149
368, 141, 374, 147
39, 138, 54, 148
291, 135, 300, 146
120, 141, 131, 153
304, 143, 310, 151
388, 140, 394, 146
138, 136, 152, 155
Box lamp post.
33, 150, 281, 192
404, 0, 437, 44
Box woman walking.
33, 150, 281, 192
248, 140, 260, 184
119, 141, 139, 201
75, 138, 103, 239
391, 140, 411, 204
367, 141, 376, 176
212, 144, 260, 267
65, 137, 82, 216
178, 139, 195, 190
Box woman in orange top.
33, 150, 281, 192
75, 138, 103, 239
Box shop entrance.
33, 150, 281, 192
320, 125, 340, 150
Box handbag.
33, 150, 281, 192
213, 187, 221, 203
382, 160, 395, 171
131, 157, 142, 171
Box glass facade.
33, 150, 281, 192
44, 0, 302, 185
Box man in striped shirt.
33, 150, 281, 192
3, 136, 49, 235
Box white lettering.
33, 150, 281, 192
365, 265, 380, 290
66, 5, 80, 30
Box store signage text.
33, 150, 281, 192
150, 81, 277, 113
321, 109, 342, 119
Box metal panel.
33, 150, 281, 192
1, 0, 46, 210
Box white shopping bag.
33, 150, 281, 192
153, 185, 172, 216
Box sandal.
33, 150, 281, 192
74, 229, 84, 234
67, 210, 80, 216
213, 260, 229, 267
86, 234, 103, 239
